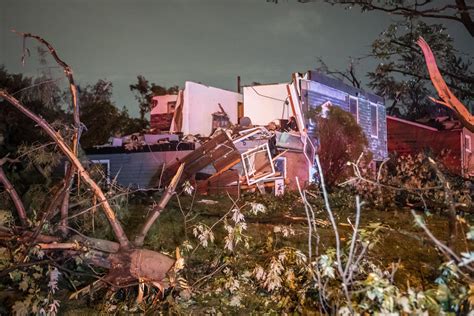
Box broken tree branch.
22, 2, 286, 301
417, 36, 474, 132
0, 156, 27, 227
13, 30, 82, 236
134, 163, 184, 247
326, 0, 474, 37
0, 90, 131, 249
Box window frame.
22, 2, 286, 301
90, 159, 111, 185
241, 144, 276, 185
465, 134, 472, 153
370, 102, 379, 139
349, 96, 359, 122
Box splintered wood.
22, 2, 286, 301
158, 130, 241, 187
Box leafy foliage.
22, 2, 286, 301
78, 79, 147, 148
129, 75, 179, 121
0, 66, 66, 156
350, 152, 472, 212
309, 106, 369, 187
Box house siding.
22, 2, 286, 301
87, 151, 192, 188
302, 75, 388, 161
387, 116, 464, 175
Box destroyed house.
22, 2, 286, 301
84, 73, 387, 194
243, 71, 388, 162
150, 81, 242, 136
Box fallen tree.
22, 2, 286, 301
0, 32, 184, 294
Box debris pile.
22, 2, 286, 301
155, 121, 314, 196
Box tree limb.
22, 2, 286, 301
134, 163, 184, 246
417, 36, 474, 132
0, 157, 27, 227
0, 90, 131, 249
325, 0, 474, 37
13, 30, 82, 236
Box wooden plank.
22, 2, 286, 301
208, 170, 239, 187
208, 185, 239, 197
159, 131, 237, 186
213, 151, 241, 172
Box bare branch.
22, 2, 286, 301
134, 163, 185, 246
325, 0, 474, 37
12, 30, 82, 235
0, 159, 27, 227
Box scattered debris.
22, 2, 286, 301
85, 69, 393, 193
197, 199, 219, 205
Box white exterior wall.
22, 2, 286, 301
182, 81, 242, 136
243, 83, 290, 126
151, 94, 179, 115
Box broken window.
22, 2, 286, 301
349, 97, 358, 122
167, 101, 177, 113
90, 159, 110, 187
264, 157, 287, 181
241, 144, 275, 185
370, 103, 378, 138
276, 131, 303, 151
465, 135, 472, 153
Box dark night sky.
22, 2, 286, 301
1, 0, 472, 116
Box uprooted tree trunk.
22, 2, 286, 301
0, 33, 184, 289
0, 88, 184, 287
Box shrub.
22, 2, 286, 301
310, 106, 369, 187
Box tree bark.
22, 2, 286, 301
0, 166, 27, 227
0, 227, 175, 285
456, 0, 474, 37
